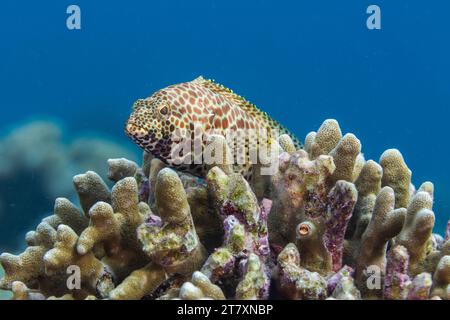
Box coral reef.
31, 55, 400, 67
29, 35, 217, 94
0, 119, 448, 300
275, 243, 328, 300
159, 271, 225, 300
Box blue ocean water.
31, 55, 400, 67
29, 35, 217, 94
0, 0, 449, 250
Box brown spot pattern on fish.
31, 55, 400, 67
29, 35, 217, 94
125, 76, 302, 178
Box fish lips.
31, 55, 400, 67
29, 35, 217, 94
125, 121, 149, 139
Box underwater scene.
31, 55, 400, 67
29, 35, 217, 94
0, 0, 449, 301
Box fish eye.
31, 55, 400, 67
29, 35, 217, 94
159, 106, 169, 115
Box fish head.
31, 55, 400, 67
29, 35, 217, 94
125, 90, 179, 157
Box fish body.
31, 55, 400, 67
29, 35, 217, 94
125, 76, 301, 178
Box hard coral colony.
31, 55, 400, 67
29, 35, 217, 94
0, 117, 449, 299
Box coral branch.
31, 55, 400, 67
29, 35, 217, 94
356, 187, 406, 298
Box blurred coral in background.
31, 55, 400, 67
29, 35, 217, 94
0, 119, 138, 253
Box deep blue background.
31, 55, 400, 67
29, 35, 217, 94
0, 0, 448, 233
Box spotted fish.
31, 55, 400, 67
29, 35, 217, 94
125, 76, 302, 179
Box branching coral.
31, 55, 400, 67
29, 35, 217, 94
201, 165, 272, 299
431, 255, 450, 299
269, 120, 360, 276
0, 118, 448, 300
137, 168, 206, 275
108, 263, 166, 300
275, 243, 327, 300
408, 272, 433, 300
0, 162, 151, 299
395, 191, 435, 275
379, 149, 412, 209
326, 265, 361, 300
383, 245, 411, 300
328, 273, 361, 300
43, 224, 115, 298
355, 187, 406, 298
159, 271, 225, 300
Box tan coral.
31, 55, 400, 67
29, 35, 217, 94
296, 221, 332, 274
407, 272, 433, 300
1, 160, 157, 300
76, 201, 121, 255
0, 222, 56, 290
111, 177, 146, 251
303, 131, 316, 154
185, 185, 222, 251
164, 271, 225, 300
351, 153, 366, 182
42, 198, 88, 235
346, 160, 382, 241
275, 243, 327, 300
108, 262, 166, 300
308, 119, 342, 159
355, 187, 406, 298
107, 158, 138, 182
269, 150, 335, 245
235, 253, 270, 300
418, 181, 434, 200
137, 168, 206, 275
147, 158, 167, 206
379, 149, 412, 209
190, 271, 225, 300
43, 225, 115, 298
141, 151, 154, 178
431, 255, 450, 299
278, 134, 297, 154
395, 191, 434, 275
77, 177, 148, 281
329, 133, 361, 184
73, 171, 111, 216
11, 281, 45, 300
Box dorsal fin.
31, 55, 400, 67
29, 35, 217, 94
191, 76, 263, 116
191, 76, 303, 149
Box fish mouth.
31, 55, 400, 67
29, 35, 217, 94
125, 122, 149, 139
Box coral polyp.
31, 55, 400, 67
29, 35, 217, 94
1, 119, 448, 300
